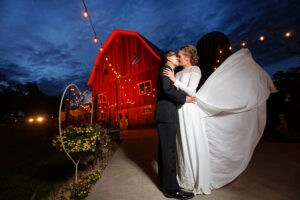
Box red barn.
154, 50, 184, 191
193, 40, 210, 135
87, 29, 163, 129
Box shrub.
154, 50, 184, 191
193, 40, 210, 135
87, 169, 101, 184
70, 181, 91, 200
52, 125, 110, 153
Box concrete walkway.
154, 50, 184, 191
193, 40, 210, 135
87, 128, 300, 200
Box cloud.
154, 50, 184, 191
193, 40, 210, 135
37, 71, 91, 96
0, 59, 31, 81
225, 0, 300, 67
0, 0, 299, 95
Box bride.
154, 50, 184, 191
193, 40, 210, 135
163, 33, 277, 195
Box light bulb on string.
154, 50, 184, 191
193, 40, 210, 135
259, 36, 265, 41
93, 36, 98, 43
241, 42, 246, 47
285, 32, 291, 37
229, 46, 233, 50
83, 9, 88, 18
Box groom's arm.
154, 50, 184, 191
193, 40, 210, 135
160, 67, 186, 105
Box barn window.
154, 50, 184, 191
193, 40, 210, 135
100, 112, 108, 120
138, 80, 152, 95
98, 93, 107, 104
132, 52, 140, 64
142, 105, 153, 114
103, 69, 108, 75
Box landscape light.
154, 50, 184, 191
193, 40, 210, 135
37, 117, 44, 122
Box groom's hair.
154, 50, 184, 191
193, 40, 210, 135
160, 50, 175, 68
196, 32, 232, 87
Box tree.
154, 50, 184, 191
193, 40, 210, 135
271, 66, 300, 133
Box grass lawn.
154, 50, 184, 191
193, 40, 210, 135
0, 123, 92, 200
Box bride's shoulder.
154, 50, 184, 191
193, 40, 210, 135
191, 65, 201, 74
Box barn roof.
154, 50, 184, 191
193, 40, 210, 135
87, 29, 163, 86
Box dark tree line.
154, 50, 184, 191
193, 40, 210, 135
267, 66, 300, 137
0, 72, 60, 119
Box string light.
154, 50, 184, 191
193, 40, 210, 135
229, 46, 233, 50
93, 36, 98, 43
285, 32, 291, 37
81, 0, 102, 48
105, 61, 121, 79
235, 29, 292, 48
219, 50, 223, 54
83, 9, 88, 18
259, 36, 265, 41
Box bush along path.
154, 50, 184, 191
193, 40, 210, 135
49, 125, 119, 200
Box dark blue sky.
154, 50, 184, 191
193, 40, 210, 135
0, 0, 299, 95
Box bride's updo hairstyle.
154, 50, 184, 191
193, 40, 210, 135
179, 45, 199, 65
196, 32, 232, 86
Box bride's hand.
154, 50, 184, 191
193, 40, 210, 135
163, 68, 176, 82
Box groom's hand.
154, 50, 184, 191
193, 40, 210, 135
186, 96, 196, 103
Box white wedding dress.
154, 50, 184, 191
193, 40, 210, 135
175, 48, 277, 195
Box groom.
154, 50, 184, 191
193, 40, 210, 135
155, 50, 195, 199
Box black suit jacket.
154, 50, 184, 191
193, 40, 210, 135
155, 65, 186, 123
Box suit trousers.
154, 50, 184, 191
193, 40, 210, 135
157, 122, 179, 190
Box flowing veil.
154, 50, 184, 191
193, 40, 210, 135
194, 48, 277, 189
195, 48, 277, 118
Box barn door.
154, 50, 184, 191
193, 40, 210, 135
118, 110, 128, 130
